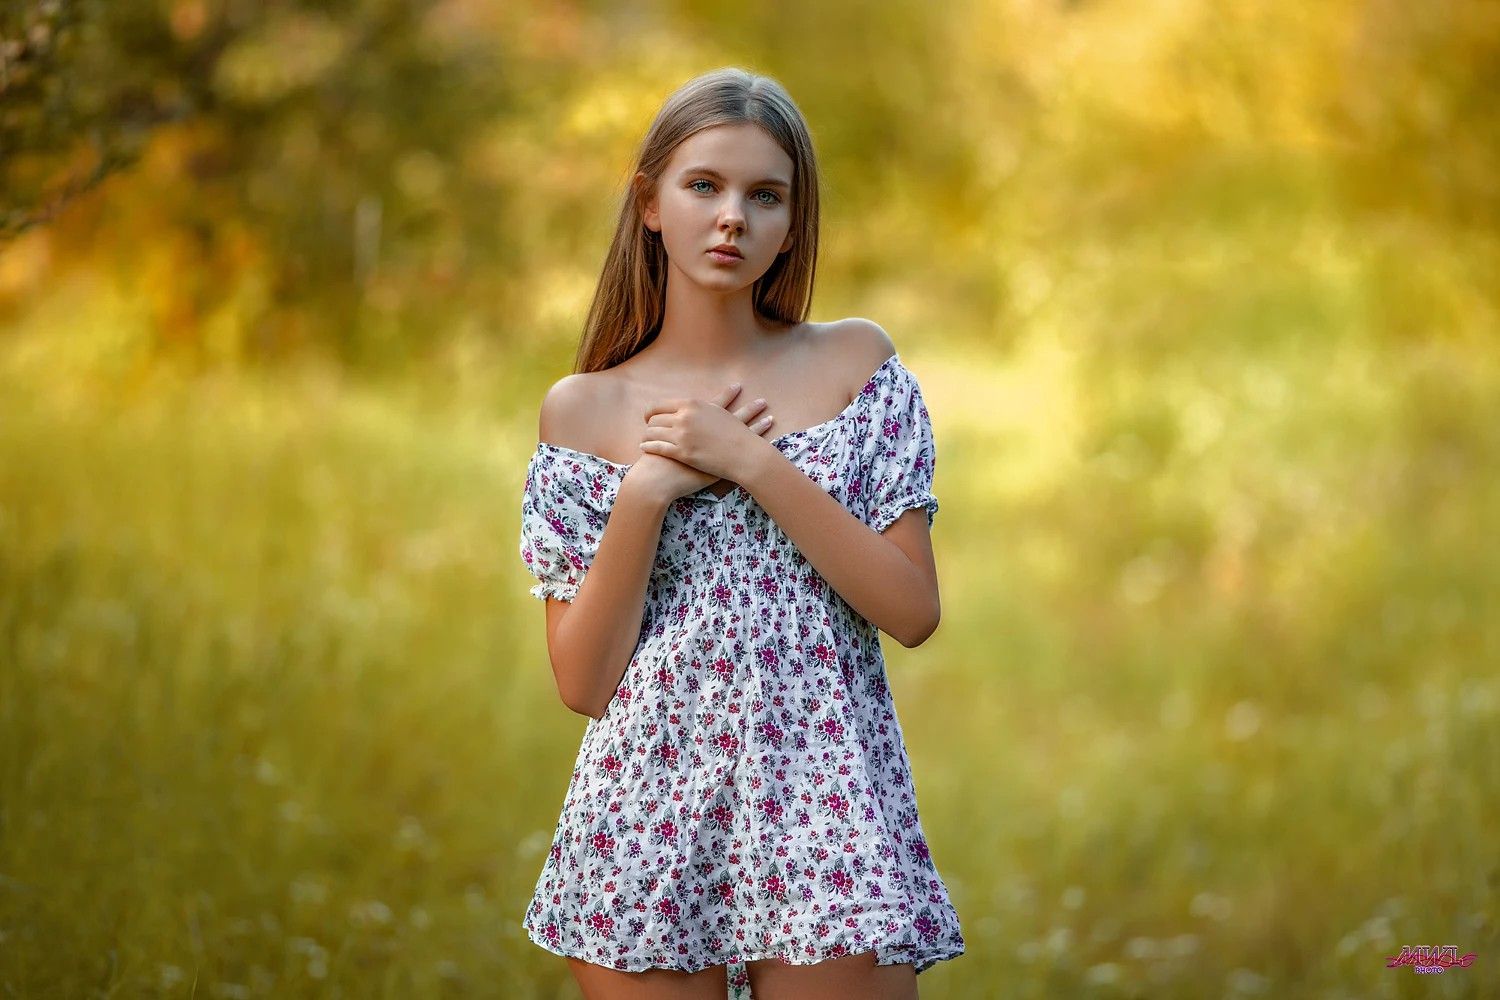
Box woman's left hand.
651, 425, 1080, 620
639, 386, 776, 482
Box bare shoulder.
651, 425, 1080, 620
821, 317, 898, 383
537, 370, 614, 451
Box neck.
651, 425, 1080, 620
642, 262, 789, 370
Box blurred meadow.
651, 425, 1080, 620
2, 0, 1498, 997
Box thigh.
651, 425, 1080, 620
566, 956, 729, 1000
747, 951, 918, 1000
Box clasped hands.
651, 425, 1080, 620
628, 383, 778, 502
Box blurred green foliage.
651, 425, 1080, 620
1, 0, 1497, 997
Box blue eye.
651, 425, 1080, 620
689, 179, 782, 206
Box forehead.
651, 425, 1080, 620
665, 123, 793, 178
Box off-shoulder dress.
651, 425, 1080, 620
518, 353, 965, 998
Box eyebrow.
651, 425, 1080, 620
679, 166, 791, 190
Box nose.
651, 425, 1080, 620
718, 199, 745, 234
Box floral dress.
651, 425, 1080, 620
518, 353, 965, 998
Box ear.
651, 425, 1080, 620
635, 172, 660, 232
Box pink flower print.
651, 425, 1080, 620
824, 866, 856, 898
760, 873, 789, 904
655, 896, 681, 924
586, 909, 615, 936
649, 819, 678, 847
709, 729, 740, 758
542, 920, 560, 944
709, 657, 734, 682
708, 803, 734, 831
757, 794, 784, 825
909, 836, 931, 863
914, 910, 940, 943
714, 879, 736, 905
601, 754, 622, 779
654, 742, 679, 768
755, 644, 780, 670
821, 791, 851, 819
816, 714, 845, 743
588, 831, 616, 858
812, 642, 836, 667
754, 573, 779, 600
711, 582, 733, 607
756, 720, 784, 749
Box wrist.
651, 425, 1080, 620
617, 472, 675, 517
737, 438, 784, 494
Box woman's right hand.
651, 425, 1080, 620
624, 384, 773, 502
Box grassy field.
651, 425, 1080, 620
1, 253, 1495, 998
2, 1, 1498, 994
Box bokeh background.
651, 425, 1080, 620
2, 1, 1497, 997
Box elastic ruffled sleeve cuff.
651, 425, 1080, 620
520, 448, 605, 603
861, 358, 940, 534
869, 492, 939, 534
528, 579, 581, 603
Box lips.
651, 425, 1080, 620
708, 244, 743, 259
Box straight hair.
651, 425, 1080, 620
573, 67, 821, 374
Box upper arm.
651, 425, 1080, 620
833, 318, 940, 627
882, 508, 938, 606
544, 592, 572, 652
535, 375, 597, 632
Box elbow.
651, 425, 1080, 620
563, 696, 607, 721
559, 686, 607, 721
557, 677, 608, 720
558, 673, 612, 720
896, 600, 941, 649
554, 667, 607, 721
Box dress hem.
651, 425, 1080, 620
522, 917, 965, 977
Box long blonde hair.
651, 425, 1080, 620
573, 68, 821, 374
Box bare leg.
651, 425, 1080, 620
746, 951, 918, 1000
567, 957, 730, 1000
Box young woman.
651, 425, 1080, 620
519, 68, 965, 1000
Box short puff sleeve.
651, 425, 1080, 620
518, 449, 613, 601
861, 360, 940, 534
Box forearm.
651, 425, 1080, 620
551, 478, 672, 719
739, 445, 938, 647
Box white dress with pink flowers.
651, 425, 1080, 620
519, 353, 964, 997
